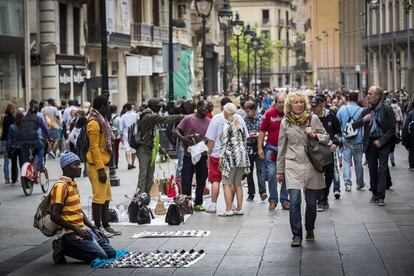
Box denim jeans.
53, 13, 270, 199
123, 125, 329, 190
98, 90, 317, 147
247, 153, 266, 197
289, 189, 320, 238
342, 142, 364, 187
175, 143, 184, 181
2, 141, 10, 182
181, 155, 207, 205
265, 144, 289, 203
61, 229, 116, 263
20, 140, 45, 168
333, 150, 340, 192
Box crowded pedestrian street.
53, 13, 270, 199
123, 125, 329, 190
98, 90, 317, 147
1, 0, 414, 275
0, 145, 413, 276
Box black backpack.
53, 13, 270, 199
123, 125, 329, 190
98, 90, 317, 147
137, 206, 154, 225
76, 125, 89, 163
19, 113, 39, 142
128, 112, 151, 149
165, 203, 184, 225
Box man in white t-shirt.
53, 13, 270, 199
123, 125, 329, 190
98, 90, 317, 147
205, 97, 249, 213
121, 103, 139, 170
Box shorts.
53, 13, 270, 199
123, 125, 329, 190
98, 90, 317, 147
48, 128, 59, 140
208, 156, 222, 183
86, 163, 112, 204
222, 167, 245, 185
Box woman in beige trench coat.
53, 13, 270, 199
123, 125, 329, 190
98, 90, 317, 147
276, 91, 330, 247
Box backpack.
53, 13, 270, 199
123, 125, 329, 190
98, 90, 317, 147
128, 113, 150, 149
76, 125, 89, 162
343, 107, 360, 139
33, 181, 67, 237
110, 114, 119, 138
165, 203, 184, 225
19, 113, 39, 142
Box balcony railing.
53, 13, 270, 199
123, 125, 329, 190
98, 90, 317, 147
362, 29, 414, 48
131, 23, 169, 46
87, 23, 130, 47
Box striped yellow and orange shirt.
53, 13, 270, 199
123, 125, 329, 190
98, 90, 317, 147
50, 176, 85, 233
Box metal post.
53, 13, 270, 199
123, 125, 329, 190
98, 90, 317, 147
406, 1, 413, 101
24, 0, 31, 109
100, 0, 109, 98
101, 0, 119, 186
377, 1, 382, 88
254, 48, 257, 97
325, 33, 329, 89
366, 4, 371, 89
168, 0, 174, 103
260, 55, 263, 90
333, 29, 336, 87
237, 35, 240, 95
247, 43, 250, 95
223, 28, 228, 93
202, 17, 208, 99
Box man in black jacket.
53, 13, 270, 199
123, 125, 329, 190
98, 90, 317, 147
353, 86, 396, 206
311, 95, 342, 211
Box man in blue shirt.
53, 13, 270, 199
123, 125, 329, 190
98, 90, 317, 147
336, 92, 364, 192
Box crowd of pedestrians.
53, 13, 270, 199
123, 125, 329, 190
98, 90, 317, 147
1, 83, 414, 262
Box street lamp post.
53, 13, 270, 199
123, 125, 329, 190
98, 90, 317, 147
258, 44, 265, 90
251, 37, 260, 97
232, 11, 244, 96
322, 30, 329, 89
370, 0, 381, 87
218, 1, 233, 94
244, 25, 255, 95
405, 0, 413, 100
100, 0, 119, 186
333, 28, 339, 88
168, 0, 174, 104
195, 0, 214, 99
316, 36, 322, 87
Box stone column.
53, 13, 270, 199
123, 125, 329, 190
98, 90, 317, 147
39, 0, 58, 100
117, 51, 128, 108
401, 48, 406, 89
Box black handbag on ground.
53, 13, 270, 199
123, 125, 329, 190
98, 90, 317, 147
137, 206, 154, 225
107, 208, 119, 223
128, 201, 139, 223
165, 203, 184, 225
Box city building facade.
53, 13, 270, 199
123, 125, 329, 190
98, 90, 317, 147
304, 0, 340, 89
339, 0, 366, 91
230, 0, 299, 89
362, 0, 413, 96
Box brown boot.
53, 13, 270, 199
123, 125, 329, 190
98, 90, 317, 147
269, 202, 277, 210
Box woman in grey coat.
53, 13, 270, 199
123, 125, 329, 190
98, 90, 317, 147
276, 91, 330, 247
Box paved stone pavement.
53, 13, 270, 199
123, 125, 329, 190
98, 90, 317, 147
0, 146, 414, 276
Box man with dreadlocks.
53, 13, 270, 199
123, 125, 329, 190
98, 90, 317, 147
86, 95, 121, 238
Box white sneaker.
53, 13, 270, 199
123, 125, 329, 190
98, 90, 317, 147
345, 185, 352, 192
206, 204, 217, 213
218, 210, 234, 217
233, 209, 244, 216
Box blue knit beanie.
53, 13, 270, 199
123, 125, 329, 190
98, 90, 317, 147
60, 152, 81, 169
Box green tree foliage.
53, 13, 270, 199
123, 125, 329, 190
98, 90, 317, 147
228, 30, 284, 77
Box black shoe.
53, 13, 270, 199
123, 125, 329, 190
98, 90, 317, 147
291, 236, 302, 247
391, 161, 395, 167
52, 239, 66, 264
370, 196, 379, 203
334, 191, 340, 199
104, 226, 122, 235
247, 195, 254, 201
260, 193, 268, 201
306, 230, 315, 241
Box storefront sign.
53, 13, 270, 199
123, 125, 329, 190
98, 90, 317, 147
106, 0, 115, 33
153, 55, 164, 73
126, 56, 153, 76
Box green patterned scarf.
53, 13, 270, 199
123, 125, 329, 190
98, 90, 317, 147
150, 126, 160, 167
285, 111, 311, 126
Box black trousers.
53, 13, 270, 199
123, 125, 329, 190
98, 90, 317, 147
247, 154, 266, 197
366, 141, 390, 200
318, 159, 334, 205
181, 155, 207, 205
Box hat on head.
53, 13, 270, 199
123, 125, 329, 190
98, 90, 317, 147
310, 95, 325, 107
60, 152, 80, 169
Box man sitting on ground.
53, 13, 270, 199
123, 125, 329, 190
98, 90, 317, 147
51, 152, 116, 264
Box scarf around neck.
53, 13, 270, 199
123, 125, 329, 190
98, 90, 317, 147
285, 111, 311, 126
89, 108, 114, 152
